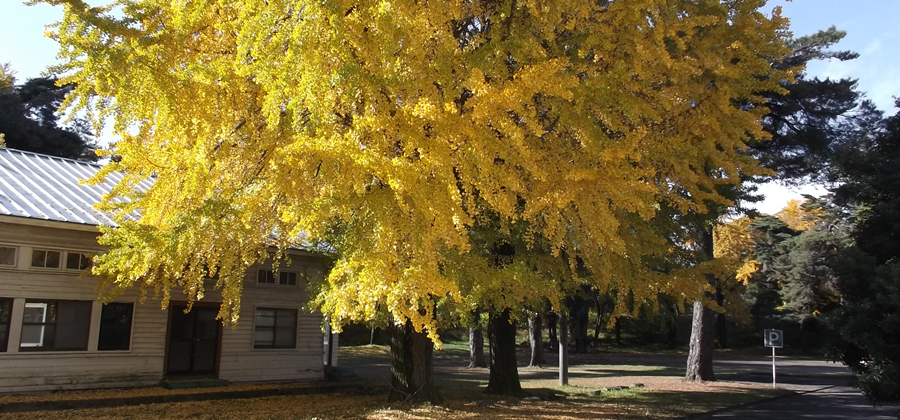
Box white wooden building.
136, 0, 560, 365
0, 148, 334, 393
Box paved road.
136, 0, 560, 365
701, 385, 899, 419
342, 348, 900, 419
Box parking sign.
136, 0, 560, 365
764, 329, 783, 348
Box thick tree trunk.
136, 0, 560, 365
388, 319, 443, 403
547, 312, 559, 351
685, 227, 717, 382
568, 296, 590, 353
486, 309, 523, 395
469, 324, 486, 368
685, 300, 716, 381
528, 314, 545, 367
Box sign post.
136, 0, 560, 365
764, 329, 783, 388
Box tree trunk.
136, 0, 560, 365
685, 227, 718, 382
369, 323, 378, 345
593, 297, 607, 347
388, 319, 443, 403
547, 312, 559, 350
469, 321, 486, 368
614, 316, 622, 346
528, 314, 545, 367
575, 302, 589, 353
486, 309, 523, 395
685, 300, 716, 381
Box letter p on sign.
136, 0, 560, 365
764, 329, 783, 348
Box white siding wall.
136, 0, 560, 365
218, 255, 326, 382
0, 221, 327, 393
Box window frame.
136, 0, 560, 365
98, 302, 134, 351
20, 302, 49, 347
0, 246, 17, 267
30, 249, 62, 269
257, 268, 276, 285
19, 299, 93, 352
64, 251, 93, 271
253, 307, 297, 349
278, 271, 297, 286
257, 268, 299, 287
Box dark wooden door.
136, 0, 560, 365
166, 306, 219, 375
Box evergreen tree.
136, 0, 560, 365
828, 101, 900, 403
0, 73, 97, 161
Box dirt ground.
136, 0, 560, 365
0, 344, 817, 419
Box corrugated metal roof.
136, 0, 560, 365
0, 148, 150, 227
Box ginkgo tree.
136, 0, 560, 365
44, 0, 791, 401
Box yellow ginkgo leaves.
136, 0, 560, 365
46, 0, 792, 335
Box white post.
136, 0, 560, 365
772, 346, 776, 388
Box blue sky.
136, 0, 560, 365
1, 0, 898, 213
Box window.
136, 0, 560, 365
65, 252, 93, 271
0, 299, 11, 352
98, 302, 134, 351
257, 269, 276, 285
31, 249, 61, 269
20, 300, 92, 351
279, 271, 297, 286
258, 269, 298, 286
0, 247, 16, 267
254, 308, 296, 349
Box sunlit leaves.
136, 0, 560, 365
46, 0, 790, 334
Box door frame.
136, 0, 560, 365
163, 301, 223, 378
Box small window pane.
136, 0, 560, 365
31, 250, 61, 268
31, 250, 47, 267
0, 247, 16, 266
99, 303, 134, 351
257, 269, 275, 284
254, 329, 274, 347
20, 325, 45, 347
275, 327, 295, 347
256, 309, 276, 327
65, 252, 91, 270
66, 253, 80, 270
23, 303, 47, 323
276, 309, 296, 326
46, 251, 61, 269
279, 272, 297, 286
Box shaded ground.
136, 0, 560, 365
0, 344, 857, 419
703, 386, 899, 419
338, 343, 855, 393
